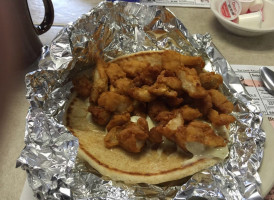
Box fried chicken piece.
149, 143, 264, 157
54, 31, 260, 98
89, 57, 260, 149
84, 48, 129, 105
117, 118, 149, 153
90, 58, 109, 103
98, 91, 134, 113
112, 78, 134, 95
148, 83, 178, 98
105, 63, 126, 84
148, 100, 169, 121
161, 50, 205, 73
190, 94, 213, 116
156, 70, 182, 91
88, 105, 112, 126
148, 127, 163, 145
178, 105, 202, 121
207, 109, 236, 126
183, 121, 226, 147
153, 112, 184, 142
72, 76, 92, 98
208, 89, 234, 114
174, 121, 226, 151
154, 111, 176, 124
104, 126, 121, 148
165, 96, 184, 107
129, 85, 155, 102
133, 65, 162, 86
132, 101, 147, 118
117, 59, 150, 78
176, 67, 207, 99
106, 113, 131, 131
199, 72, 223, 90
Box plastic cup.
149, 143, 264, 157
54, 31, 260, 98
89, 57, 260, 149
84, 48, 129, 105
249, 0, 264, 12
239, 0, 254, 14
219, 0, 242, 20
238, 11, 263, 28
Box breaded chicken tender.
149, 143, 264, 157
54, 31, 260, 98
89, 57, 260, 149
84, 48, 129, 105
105, 63, 126, 84
98, 91, 134, 113
117, 118, 149, 153
88, 105, 112, 126
156, 70, 182, 91
176, 121, 226, 149
199, 72, 223, 90
112, 78, 134, 95
117, 59, 150, 78
148, 100, 169, 121
133, 65, 162, 86
209, 89, 234, 114
104, 126, 121, 148
106, 113, 131, 131
176, 67, 207, 99
207, 109, 236, 126
129, 85, 155, 102
148, 83, 178, 98
178, 105, 202, 121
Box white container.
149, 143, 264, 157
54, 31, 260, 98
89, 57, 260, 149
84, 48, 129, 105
262, 0, 274, 28
218, 0, 242, 20
249, 0, 264, 12
238, 11, 263, 28
210, 0, 274, 36
239, 0, 254, 14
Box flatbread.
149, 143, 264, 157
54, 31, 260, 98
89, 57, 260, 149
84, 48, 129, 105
65, 51, 224, 184
65, 96, 221, 184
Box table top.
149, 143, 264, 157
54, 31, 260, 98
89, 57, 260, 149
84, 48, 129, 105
1, 0, 274, 200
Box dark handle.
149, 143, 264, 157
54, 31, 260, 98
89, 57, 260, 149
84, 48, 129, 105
35, 0, 54, 35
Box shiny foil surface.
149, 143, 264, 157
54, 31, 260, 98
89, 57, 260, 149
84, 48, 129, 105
17, 2, 265, 199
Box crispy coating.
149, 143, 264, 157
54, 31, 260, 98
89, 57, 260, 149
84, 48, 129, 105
129, 85, 155, 102
105, 63, 126, 84
176, 67, 207, 99
98, 91, 134, 113
133, 65, 162, 86
104, 126, 121, 148
148, 83, 178, 98
112, 78, 134, 95
148, 127, 163, 145
183, 121, 227, 147
117, 118, 149, 153
209, 89, 234, 114
72, 76, 92, 98
148, 100, 169, 121
106, 113, 131, 131
179, 105, 202, 121
165, 96, 184, 107
117, 59, 150, 78
199, 72, 223, 90
207, 109, 236, 126
156, 70, 182, 91
190, 94, 213, 116
90, 58, 109, 103
88, 105, 112, 126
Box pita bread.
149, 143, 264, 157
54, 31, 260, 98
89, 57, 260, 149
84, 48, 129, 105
65, 51, 226, 184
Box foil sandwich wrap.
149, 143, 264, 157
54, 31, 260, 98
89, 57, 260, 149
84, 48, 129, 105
17, 2, 265, 199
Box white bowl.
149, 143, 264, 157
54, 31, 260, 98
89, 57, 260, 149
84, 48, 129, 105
210, 0, 274, 36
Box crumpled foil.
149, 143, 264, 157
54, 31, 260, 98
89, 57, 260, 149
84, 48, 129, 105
17, 2, 265, 200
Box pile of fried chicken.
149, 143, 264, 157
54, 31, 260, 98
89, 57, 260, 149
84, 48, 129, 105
73, 50, 235, 153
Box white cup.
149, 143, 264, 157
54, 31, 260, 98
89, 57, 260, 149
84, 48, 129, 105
249, 0, 264, 12
239, 0, 254, 14
262, 0, 274, 28
219, 0, 242, 20
238, 11, 263, 28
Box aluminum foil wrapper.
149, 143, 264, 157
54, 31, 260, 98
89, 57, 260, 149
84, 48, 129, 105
17, 2, 265, 199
